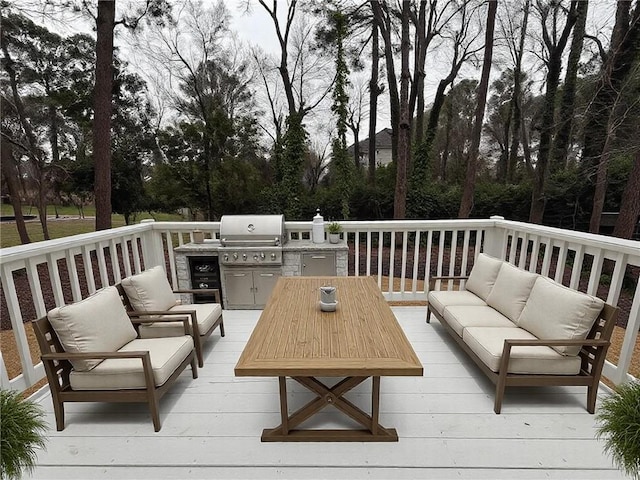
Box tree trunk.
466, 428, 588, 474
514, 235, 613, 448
409, 0, 427, 147
552, 0, 588, 171
529, 1, 577, 224
459, 0, 497, 218
394, 0, 411, 220
93, 0, 115, 231
507, 0, 530, 183
613, 150, 640, 239
581, 1, 639, 171
371, 1, 400, 165
368, 17, 379, 185
1, 141, 31, 244
1, 28, 50, 239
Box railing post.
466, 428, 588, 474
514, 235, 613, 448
482, 216, 506, 259
139, 219, 165, 269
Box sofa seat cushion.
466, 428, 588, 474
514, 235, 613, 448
486, 262, 538, 322
121, 266, 177, 313
465, 253, 504, 300
518, 277, 605, 355
463, 327, 582, 375
138, 303, 222, 338
428, 290, 486, 316
48, 287, 138, 372
442, 305, 518, 337
69, 336, 194, 390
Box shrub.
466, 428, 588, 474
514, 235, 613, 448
596, 381, 640, 479
1, 389, 47, 480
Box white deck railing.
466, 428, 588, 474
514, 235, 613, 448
1, 218, 638, 393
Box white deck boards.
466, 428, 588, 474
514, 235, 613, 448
30, 307, 624, 479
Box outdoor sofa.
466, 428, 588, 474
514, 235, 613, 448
427, 253, 618, 413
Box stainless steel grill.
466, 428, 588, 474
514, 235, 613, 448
218, 215, 285, 266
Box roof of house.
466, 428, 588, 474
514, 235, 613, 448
347, 128, 393, 154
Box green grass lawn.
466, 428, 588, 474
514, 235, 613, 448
0, 206, 183, 248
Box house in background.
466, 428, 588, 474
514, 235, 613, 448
347, 128, 393, 168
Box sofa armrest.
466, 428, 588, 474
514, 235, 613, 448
498, 338, 611, 374
128, 310, 199, 337
173, 288, 221, 303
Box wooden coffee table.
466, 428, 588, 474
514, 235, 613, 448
234, 276, 423, 442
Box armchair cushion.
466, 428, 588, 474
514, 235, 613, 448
138, 303, 222, 338
121, 266, 177, 312
486, 262, 538, 322
465, 253, 504, 300
69, 336, 194, 390
47, 286, 137, 371
517, 276, 604, 355
463, 327, 582, 374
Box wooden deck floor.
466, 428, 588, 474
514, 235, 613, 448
30, 307, 625, 479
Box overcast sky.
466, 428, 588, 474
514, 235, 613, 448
15, 0, 620, 149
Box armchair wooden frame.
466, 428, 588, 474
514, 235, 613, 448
32, 315, 198, 432
426, 275, 619, 414
116, 285, 225, 368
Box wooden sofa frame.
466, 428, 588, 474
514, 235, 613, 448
33, 314, 198, 432
427, 276, 619, 414
115, 284, 225, 368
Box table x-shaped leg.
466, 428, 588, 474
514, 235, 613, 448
261, 376, 398, 442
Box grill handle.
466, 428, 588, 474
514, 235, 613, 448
221, 237, 281, 246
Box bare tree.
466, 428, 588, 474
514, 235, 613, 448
368, 6, 382, 185
411, 0, 484, 187
528, 0, 577, 224
503, 0, 530, 183
613, 150, 640, 239
589, 66, 640, 233
459, 0, 497, 218
551, 0, 588, 171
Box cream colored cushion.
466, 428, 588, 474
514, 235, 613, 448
428, 290, 486, 316
485, 262, 538, 322
47, 287, 138, 372
442, 305, 518, 337
465, 253, 504, 300
121, 266, 177, 313
69, 336, 194, 390
463, 327, 582, 374
518, 276, 604, 356
138, 303, 222, 338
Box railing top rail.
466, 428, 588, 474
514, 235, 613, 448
494, 219, 640, 257
285, 219, 496, 230
0, 223, 152, 265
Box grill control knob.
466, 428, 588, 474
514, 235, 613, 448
232, 253, 238, 261
260, 252, 266, 260
253, 254, 259, 261
271, 253, 277, 261
242, 253, 247, 261
223, 254, 229, 262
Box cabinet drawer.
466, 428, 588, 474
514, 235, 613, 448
302, 253, 336, 276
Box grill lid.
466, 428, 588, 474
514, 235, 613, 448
220, 214, 285, 247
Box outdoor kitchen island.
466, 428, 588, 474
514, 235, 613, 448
175, 230, 348, 309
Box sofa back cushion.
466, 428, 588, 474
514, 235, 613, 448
465, 253, 504, 300
518, 276, 605, 356
48, 286, 138, 371
121, 266, 176, 313
485, 262, 538, 322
